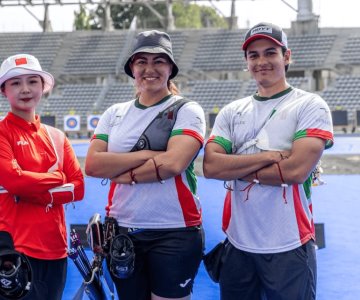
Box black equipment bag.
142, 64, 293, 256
203, 239, 229, 283
109, 234, 135, 279
0, 231, 32, 300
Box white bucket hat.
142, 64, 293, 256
0, 54, 54, 94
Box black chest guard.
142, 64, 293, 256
131, 98, 189, 152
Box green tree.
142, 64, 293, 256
73, 1, 227, 31
173, 3, 227, 29
199, 5, 228, 28
73, 4, 91, 30
111, 3, 166, 30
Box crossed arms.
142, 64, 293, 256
203, 137, 326, 185
85, 134, 202, 184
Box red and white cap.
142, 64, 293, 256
0, 54, 54, 93
242, 22, 288, 51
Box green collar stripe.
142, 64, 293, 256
254, 86, 293, 101
135, 94, 173, 109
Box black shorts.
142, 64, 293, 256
220, 240, 317, 300
108, 226, 204, 300
21, 256, 67, 300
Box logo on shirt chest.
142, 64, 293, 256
234, 112, 246, 125
17, 140, 29, 146
110, 114, 124, 127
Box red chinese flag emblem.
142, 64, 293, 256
15, 57, 27, 66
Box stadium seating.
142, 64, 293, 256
288, 35, 336, 68
45, 84, 104, 126
167, 31, 188, 64
0, 32, 65, 71
193, 30, 247, 71
0, 28, 359, 130
63, 32, 127, 75
340, 35, 360, 64
321, 75, 360, 122
183, 80, 242, 112
101, 83, 135, 110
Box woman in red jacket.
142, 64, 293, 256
0, 54, 84, 300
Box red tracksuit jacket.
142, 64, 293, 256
0, 112, 84, 259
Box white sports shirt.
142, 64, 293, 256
208, 87, 334, 253
93, 95, 206, 229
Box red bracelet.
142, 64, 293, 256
129, 169, 137, 185
275, 162, 287, 187
151, 158, 165, 184
275, 162, 288, 203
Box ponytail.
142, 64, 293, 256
168, 80, 180, 95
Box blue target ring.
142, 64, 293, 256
66, 117, 78, 129
89, 116, 99, 129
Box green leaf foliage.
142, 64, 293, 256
73, 1, 228, 30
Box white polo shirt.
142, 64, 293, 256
208, 87, 333, 253
93, 95, 206, 229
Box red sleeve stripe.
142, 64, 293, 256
206, 135, 216, 144
306, 128, 333, 140
172, 129, 204, 144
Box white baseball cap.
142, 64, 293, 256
0, 54, 54, 93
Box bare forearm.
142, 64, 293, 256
85, 150, 160, 178
243, 155, 318, 186
112, 157, 165, 184
243, 138, 326, 186
112, 136, 201, 184
203, 150, 285, 180
242, 161, 289, 186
